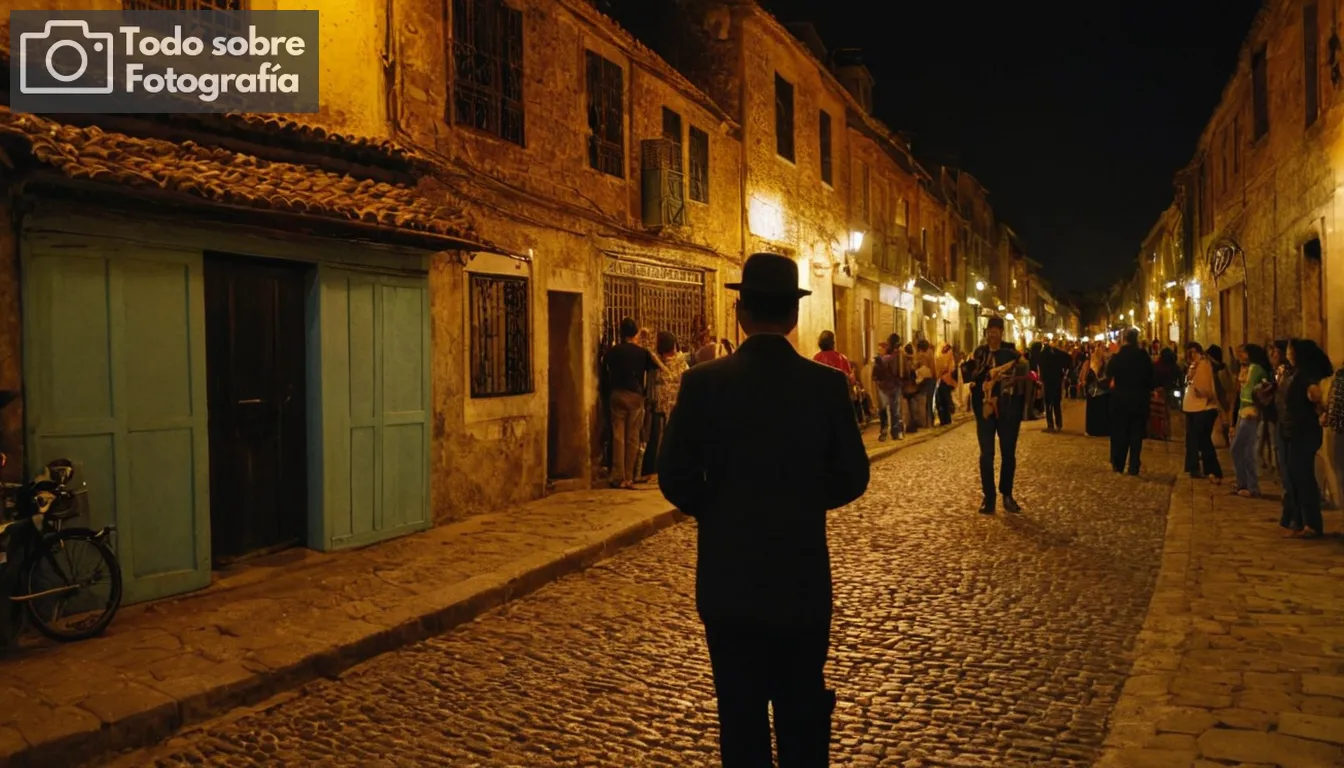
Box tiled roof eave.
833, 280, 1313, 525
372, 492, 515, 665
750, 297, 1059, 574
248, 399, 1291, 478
0, 108, 502, 255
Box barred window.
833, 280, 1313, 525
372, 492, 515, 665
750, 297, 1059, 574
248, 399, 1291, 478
452, 0, 525, 145
587, 51, 625, 177
123, 1, 245, 53
469, 274, 532, 397
688, 126, 709, 203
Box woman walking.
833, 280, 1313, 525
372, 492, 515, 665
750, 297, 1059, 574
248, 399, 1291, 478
1182, 342, 1224, 482
1230, 344, 1272, 497
1279, 339, 1333, 539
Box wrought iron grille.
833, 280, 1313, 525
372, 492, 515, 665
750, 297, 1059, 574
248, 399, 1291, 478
123, 1, 245, 45
452, 0, 525, 145
470, 274, 532, 397
587, 51, 625, 177
601, 264, 705, 352
688, 126, 709, 203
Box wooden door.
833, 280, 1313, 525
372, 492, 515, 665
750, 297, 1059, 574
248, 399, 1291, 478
23, 234, 212, 604
311, 267, 430, 551
204, 255, 308, 562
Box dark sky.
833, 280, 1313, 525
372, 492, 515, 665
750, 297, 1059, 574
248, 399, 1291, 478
757, 0, 1263, 293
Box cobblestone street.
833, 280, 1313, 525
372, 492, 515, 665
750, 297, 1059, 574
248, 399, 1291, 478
117, 407, 1175, 767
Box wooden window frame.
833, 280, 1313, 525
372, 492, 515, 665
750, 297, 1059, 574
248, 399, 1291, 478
586, 51, 625, 177
450, 0, 525, 146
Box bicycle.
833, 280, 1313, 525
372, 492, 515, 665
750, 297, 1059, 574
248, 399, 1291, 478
0, 391, 122, 643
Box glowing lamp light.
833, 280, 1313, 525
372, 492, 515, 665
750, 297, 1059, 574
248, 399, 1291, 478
848, 231, 865, 251
975, 280, 985, 291
1005, 312, 1015, 321
1187, 280, 1201, 301
997, 304, 1006, 311
1164, 280, 1178, 289
1147, 300, 1158, 315
967, 297, 981, 306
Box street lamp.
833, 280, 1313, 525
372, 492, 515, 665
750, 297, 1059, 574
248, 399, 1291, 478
975, 280, 985, 291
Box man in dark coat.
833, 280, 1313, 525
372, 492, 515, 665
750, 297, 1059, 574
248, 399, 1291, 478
968, 316, 1025, 515
1107, 328, 1155, 475
1040, 342, 1071, 433
658, 252, 870, 768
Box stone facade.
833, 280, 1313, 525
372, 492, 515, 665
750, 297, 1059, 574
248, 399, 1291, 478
0, 0, 1074, 535
1136, 0, 1344, 362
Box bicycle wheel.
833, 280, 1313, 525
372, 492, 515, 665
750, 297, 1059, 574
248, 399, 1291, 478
21, 529, 123, 642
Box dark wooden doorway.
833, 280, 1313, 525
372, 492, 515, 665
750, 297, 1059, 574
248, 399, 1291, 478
204, 254, 309, 564
547, 291, 584, 480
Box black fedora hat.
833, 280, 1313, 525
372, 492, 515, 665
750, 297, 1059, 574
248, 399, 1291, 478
725, 252, 812, 298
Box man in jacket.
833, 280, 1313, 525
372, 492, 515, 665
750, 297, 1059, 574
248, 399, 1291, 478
969, 316, 1025, 515
658, 252, 871, 768
1041, 342, 1071, 433
1107, 329, 1155, 475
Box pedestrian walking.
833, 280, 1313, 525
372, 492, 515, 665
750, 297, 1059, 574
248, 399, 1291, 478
968, 316, 1025, 515
658, 252, 870, 768
1107, 329, 1154, 475
1040, 341, 1069, 432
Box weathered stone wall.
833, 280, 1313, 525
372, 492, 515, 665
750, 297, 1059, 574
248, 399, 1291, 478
397, 0, 745, 520
1191, 0, 1344, 359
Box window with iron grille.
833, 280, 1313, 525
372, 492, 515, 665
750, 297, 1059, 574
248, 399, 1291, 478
123, 1, 246, 56
688, 126, 709, 203
819, 110, 833, 185
1251, 46, 1269, 140
775, 73, 795, 161
451, 0, 525, 145
469, 274, 533, 397
587, 51, 625, 177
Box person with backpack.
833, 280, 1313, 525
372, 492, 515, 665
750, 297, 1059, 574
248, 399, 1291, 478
872, 334, 905, 442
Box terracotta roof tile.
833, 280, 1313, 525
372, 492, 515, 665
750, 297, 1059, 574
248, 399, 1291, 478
0, 108, 488, 248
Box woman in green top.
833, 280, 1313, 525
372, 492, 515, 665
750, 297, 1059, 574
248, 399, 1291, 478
1231, 343, 1273, 497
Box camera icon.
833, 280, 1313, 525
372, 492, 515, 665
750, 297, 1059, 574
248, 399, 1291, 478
19, 20, 115, 95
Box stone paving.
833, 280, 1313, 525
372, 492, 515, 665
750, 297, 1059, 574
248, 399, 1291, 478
113, 403, 1178, 767
1096, 449, 1344, 767
0, 398, 965, 767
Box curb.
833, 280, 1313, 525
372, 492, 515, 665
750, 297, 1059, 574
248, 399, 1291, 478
38, 417, 965, 768
1095, 469, 1196, 763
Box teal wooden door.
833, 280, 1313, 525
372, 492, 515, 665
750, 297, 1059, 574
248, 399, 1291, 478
23, 235, 212, 604
311, 267, 431, 550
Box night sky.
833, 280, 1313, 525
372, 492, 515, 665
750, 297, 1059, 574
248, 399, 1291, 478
758, 0, 1263, 293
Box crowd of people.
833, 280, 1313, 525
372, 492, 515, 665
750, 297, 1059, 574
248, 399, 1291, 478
1074, 330, 1344, 540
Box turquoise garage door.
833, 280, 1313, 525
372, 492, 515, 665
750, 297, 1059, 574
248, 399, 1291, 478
310, 266, 431, 550
22, 235, 212, 604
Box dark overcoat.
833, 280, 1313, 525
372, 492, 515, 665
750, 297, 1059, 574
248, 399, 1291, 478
657, 333, 870, 626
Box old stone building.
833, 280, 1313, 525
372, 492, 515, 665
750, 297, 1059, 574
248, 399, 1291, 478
394, 0, 745, 511
0, 0, 495, 604
1172, 0, 1344, 361
0, 0, 748, 604
0, 0, 1067, 607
